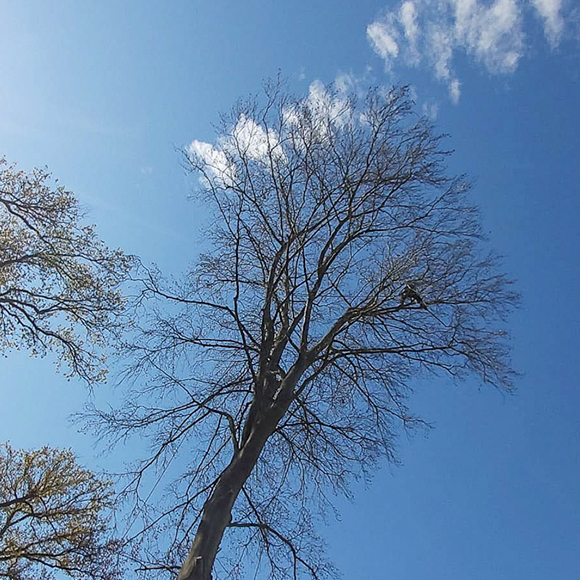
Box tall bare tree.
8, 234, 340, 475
91, 82, 517, 580
0, 443, 122, 580
0, 159, 132, 383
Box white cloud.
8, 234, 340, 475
334, 71, 356, 94
231, 114, 283, 162
188, 114, 286, 186
367, 20, 400, 69
306, 79, 352, 128
422, 100, 440, 119
400, 1, 421, 63
367, 0, 573, 102
461, 0, 524, 73
449, 78, 461, 103
281, 77, 357, 148
187, 139, 236, 187
334, 68, 376, 97
531, 0, 564, 46
401, 1, 419, 43
428, 22, 455, 80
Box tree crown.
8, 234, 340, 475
91, 81, 517, 579
0, 443, 122, 580
0, 159, 133, 383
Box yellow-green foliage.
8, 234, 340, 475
0, 158, 133, 383
0, 443, 121, 580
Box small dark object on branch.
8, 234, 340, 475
400, 282, 427, 308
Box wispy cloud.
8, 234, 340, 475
422, 99, 440, 119
188, 113, 285, 187
189, 77, 364, 189
367, 0, 572, 102
530, 0, 565, 47
188, 139, 236, 187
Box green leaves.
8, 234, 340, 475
0, 443, 121, 580
0, 158, 133, 383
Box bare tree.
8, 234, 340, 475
0, 443, 122, 580
90, 82, 517, 580
0, 158, 132, 383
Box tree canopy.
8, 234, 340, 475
0, 443, 121, 580
89, 81, 518, 580
0, 158, 132, 383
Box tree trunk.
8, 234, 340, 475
176, 412, 276, 580
177, 359, 308, 580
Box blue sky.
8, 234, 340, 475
1, 0, 579, 578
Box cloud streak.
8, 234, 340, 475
531, 0, 565, 47
367, 0, 572, 102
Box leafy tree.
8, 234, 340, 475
91, 82, 517, 580
0, 158, 132, 383
0, 443, 122, 580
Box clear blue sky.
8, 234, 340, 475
1, 1, 579, 578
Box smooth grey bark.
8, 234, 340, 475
177, 396, 290, 580
177, 417, 269, 580
177, 357, 309, 580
